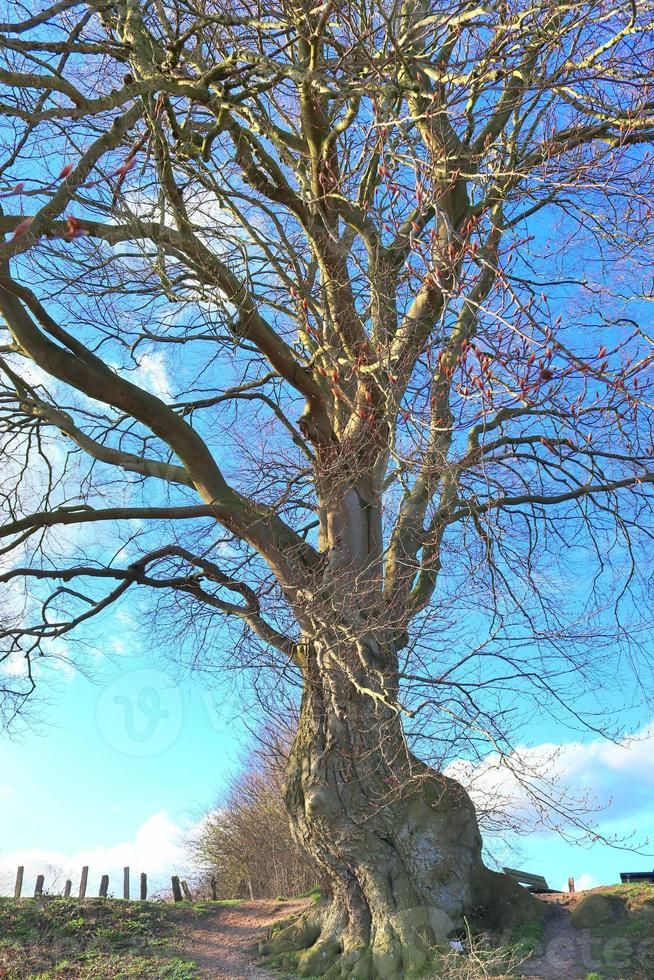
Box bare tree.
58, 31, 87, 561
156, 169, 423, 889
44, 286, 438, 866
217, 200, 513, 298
1, 0, 654, 975
191, 729, 318, 900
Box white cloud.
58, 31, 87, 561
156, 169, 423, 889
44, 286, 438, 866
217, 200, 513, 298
2, 639, 76, 684
446, 720, 654, 833
136, 351, 173, 401
0, 811, 196, 898
570, 872, 599, 892
1, 652, 25, 678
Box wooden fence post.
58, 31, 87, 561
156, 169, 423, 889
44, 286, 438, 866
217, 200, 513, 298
14, 866, 24, 899
181, 880, 193, 902
99, 874, 109, 898
171, 876, 182, 902
34, 875, 44, 898
79, 866, 89, 899
140, 873, 147, 901
568, 877, 575, 893
210, 875, 218, 901
123, 866, 130, 901
63, 880, 72, 898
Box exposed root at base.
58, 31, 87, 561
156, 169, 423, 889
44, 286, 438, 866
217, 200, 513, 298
260, 880, 544, 980
259, 902, 437, 979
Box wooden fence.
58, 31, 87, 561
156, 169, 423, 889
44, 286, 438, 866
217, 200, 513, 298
9, 866, 213, 902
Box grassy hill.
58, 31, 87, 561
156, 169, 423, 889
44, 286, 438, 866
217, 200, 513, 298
479, 883, 654, 980
552, 884, 654, 980
0, 884, 652, 979
0, 896, 214, 979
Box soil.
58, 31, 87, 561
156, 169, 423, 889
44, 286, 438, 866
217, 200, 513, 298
520, 893, 588, 979
520, 888, 650, 979
175, 888, 650, 979
179, 899, 310, 979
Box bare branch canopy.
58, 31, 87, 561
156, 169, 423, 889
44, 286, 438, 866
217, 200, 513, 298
1, 0, 654, 973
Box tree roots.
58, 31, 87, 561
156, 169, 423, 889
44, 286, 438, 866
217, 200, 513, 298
261, 904, 446, 977
260, 875, 542, 980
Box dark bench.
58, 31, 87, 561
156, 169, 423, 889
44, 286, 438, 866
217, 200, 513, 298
503, 866, 555, 893
620, 871, 654, 884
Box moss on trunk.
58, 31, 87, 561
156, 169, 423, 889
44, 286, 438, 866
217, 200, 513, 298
261, 638, 541, 978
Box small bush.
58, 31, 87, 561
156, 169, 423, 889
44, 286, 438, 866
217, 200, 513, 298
191, 728, 319, 901
429, 923, 530, 979
571, 894, 615, 929
511, 919, 543, 954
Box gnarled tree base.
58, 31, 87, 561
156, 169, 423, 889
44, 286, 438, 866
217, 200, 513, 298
265, 643, 543, 978
261, 901, 431, 978
261, 868, 540, 979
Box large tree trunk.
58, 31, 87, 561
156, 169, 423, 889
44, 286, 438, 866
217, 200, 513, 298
261, 637, 539, 979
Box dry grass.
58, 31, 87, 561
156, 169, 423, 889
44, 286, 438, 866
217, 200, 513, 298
429, 922, 531, 979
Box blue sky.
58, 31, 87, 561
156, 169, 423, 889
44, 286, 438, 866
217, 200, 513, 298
0, 642, 248, 897
1, 231, 652, 904
1, 635, 652, 899
1, 4, 653, 905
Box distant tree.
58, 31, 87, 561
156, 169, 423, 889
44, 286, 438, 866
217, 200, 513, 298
1, 1, 654, 976
192, 731, 318, 900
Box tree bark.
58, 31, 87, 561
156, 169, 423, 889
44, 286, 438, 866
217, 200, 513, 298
261, 637, 539, 978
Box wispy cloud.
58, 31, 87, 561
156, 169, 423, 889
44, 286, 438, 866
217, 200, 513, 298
136, 351, 173, 401
446, 720, 654, 831
568, 872, 600, 892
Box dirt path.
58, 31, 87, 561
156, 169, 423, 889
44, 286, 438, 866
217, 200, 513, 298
180, 899, 309, 979
520, 900, 588, 979
520, 890, 617, 979
175, 891, 620, 979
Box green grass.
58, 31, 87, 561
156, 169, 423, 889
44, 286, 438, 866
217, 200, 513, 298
0, 898, 199, 979
265, 886, 321, 905
28, 954, 198, 980
295, 886, 321, 903
188, 898, 241, 915
7, 885, 650, 980
568, 884, 654, 979
511, 917, 544, 954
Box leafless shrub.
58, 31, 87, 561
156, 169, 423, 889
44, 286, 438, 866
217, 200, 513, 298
190, 732, 318, 900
